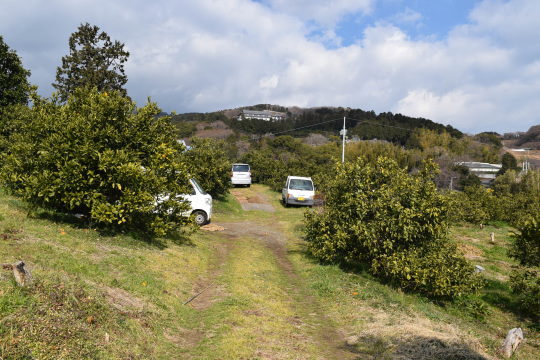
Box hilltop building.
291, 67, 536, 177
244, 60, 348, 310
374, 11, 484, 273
237, 109, 286, 122
456, 161, 502, 184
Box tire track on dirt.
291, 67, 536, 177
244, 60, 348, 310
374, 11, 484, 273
216, 221, 359, 360
186, 237, 234, 310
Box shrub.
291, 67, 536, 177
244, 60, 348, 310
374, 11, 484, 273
240, 136, 339, 192
241, 148, 284, 189
183, 137, 231, 198
509, 210, 540, 267
304, 157, 481, 298
0, 87, 190, 236
506, 182, 540, 318
510, 268, 540, 318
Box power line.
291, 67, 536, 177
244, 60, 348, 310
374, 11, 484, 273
251, 116, 419, 141
346, 118, 416, 133
252, 117, 343, 139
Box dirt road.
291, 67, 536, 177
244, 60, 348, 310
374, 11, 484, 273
186, 186, 359, 359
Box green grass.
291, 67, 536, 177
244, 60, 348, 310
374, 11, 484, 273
0, 189, 221, 359
0, 186, 538, 359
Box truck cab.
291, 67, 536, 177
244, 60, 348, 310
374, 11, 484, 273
186, 178, 213, 225
156, 178, 212, 226
282, 176, 315, 207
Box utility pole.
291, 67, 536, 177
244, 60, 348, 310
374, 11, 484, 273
523, 148, 531, 173
340, 116, 346, 163
450, 176, 457, 191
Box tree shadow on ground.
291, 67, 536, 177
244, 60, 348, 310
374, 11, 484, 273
480, 278, 537, 324
347, 334, 489, 360
288, 239, 372, 276
32, 208, 193, 250
32, 208, 90, 229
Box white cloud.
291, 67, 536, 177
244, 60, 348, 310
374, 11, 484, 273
259, 75, 280, 89
263, 0, 373, 27
392, 7, 422, 25
0, 0, 539, 133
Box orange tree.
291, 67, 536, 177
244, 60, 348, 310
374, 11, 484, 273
304, 157, 482, 298
0, 87, 190, 236
509, 206, 540, 318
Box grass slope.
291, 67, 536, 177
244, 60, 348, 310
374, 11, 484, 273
0, 186, 538, 359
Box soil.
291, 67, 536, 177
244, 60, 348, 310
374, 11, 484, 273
458, 243, 486, 261
187, 240, 233, 311
216, 220, 358, 359
202, 188, 358, 358
104, 286, 147, 312
230, 188, 275, 212
200, 224, 225, 232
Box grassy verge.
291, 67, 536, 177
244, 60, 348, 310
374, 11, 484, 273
0, 190, 221, 359
280, 208, 539, 359
1, 185, 538, 359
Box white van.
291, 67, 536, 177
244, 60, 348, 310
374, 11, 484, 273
231, 163, 251, 186
186, 178, 213, 225
282, 176, 315, 207
156, 178, 212, 225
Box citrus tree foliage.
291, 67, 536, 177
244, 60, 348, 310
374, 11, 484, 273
0, 88, 190, 235
240, 135, 423, 193
53, 23, 129, 101
0, 103, 29, 166
446, 186, 501, 225
183, 137, 231, 198
446, 169, 540, 226
304, 157, 481, 298
498, 152, 519, 175
0, 35, 31, 107
510, 210, 540, 267
505, 172, 540, 318
509, 268, 539, 318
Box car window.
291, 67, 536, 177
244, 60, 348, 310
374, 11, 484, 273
190, 178, 207, 195
289, 179, 313, 191
232, 164, 250, 172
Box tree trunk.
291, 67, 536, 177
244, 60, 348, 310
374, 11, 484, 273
500, 328, 524, 358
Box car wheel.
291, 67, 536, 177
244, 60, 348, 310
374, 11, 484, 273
192, 210, 208, 226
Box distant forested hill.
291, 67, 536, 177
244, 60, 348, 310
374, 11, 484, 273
169, 105, 463, 145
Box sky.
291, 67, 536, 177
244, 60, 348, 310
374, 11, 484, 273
1, 0, 539, 134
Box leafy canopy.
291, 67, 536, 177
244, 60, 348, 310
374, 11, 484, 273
0, 87, 190, 236
183, 137, 231, 198
498, 152, 519, 175
304, 157, 481, 298
53, 23, 129, 101
0, 35, 31, 107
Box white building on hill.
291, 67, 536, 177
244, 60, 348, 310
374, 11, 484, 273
237, 109, 286, 122
456, 162, 502, 183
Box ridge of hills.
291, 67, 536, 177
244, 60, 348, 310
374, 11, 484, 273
168, 104, 463, 145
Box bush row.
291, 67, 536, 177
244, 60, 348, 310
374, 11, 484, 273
304, 157, 482, 298
0, 88, 191, 236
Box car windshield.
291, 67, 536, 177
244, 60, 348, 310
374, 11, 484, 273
233, 164, 250, 172
190, 178, 207, 195
289, 179, 313, 191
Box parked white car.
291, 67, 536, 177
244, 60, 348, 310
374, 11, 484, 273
231, 163, 251, 187
156, 178, 212, 225
282, 176, 315, 207
186, 178, 213, 225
